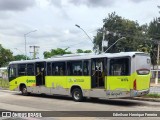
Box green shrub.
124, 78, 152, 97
145, 93, 160, 98
0, 78, 9, 88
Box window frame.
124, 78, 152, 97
18, 64, 26, 76
52, 61, 66, 76
8, 64, 17, 82
108, 57, 131, 76
26, 63, 35, 76
46, 62, 52, 76
91, 58, 106, 75
67, 60, 83, 76
83, 60, 90, 76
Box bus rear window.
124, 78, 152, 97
135, 55, 150, 75
136, 69, 150, 75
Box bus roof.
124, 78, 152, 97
9, 52, 148, 64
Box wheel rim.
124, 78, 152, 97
74, 91, 80, 100
23, 88, 27, 94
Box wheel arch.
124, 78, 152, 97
19, 83, 27, 91
70, 85, 83, 95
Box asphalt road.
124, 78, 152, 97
0, 90, 160, 120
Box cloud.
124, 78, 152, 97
49, 0, 62, 7
0, 0, 36, 11
69, 0, 114, 7
130, 0, 149, 3
69, 0, 149, 7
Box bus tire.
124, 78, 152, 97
72, 88, 83, 102
21, 86, 28, 96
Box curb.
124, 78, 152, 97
131, 97, 160, 102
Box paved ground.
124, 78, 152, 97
0, 90, 160, 120
150, 83, 160, 94
150, 86, 160, 94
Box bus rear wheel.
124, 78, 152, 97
72, 88, 83, 102
21, 86, 29, 96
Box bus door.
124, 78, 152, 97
91, 58, 105, 88
107, 57, 130, 91
35, 62, 46, 86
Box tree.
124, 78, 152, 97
76, 49, 92, 53
0, 44, 14, 67
76, 49, 84, 53
93, 12, 146, 54
14, 55, 30, 61
148, 18, 160, 66
84, 50, 92, 53
43, 48, 72, 58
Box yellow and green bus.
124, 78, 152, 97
8, 52, 151, 101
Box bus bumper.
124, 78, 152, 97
130, 89, 150, 97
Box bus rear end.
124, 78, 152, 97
131, 53, 151, 97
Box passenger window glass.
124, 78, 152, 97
53, 62, 66, 76
27, 64, 34, 76
9, 67, 16, 77
47, 62, 52, 75
83, 61, 89, 75
68, 61, 82, 76
109, 58, 130, 76
18, 64, 26, 76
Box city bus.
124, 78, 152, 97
8, 52, 151, 102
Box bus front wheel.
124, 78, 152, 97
72, 88, 83, 102
21, 86, 29, 96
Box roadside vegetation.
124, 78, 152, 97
144, 93, 160, 98
0, 78, 9, 89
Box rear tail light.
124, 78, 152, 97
136, 69, 150, 75
133, 79, 137, 90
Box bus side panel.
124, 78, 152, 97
27, 76, 36, 86
45, 76, 67, 88
66, 76, 91, 90
9, 76, 27, 91
106, 76, 130, 91
9, 80, 18, 91
9, 76, 36, 91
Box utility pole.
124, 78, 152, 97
155, 43, 160, 84
24, 30, 37, 60
30, 46, 40, 59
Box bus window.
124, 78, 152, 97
18, 64, 26, 76
47, 62, 52, 75
9, 67, 16, 78
68, 61, 82, 76
109, 58, 130, 76
83, 60, 89, 75
8, 64, 17, 82
27, 64, 34, 76
53, 62, 66, 76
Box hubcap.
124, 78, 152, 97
23, 88, 27, 94
74, 91, 80, 100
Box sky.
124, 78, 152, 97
0, 0, 159, 59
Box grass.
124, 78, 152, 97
144, 93, 160, 98
0, 78, 9, 89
